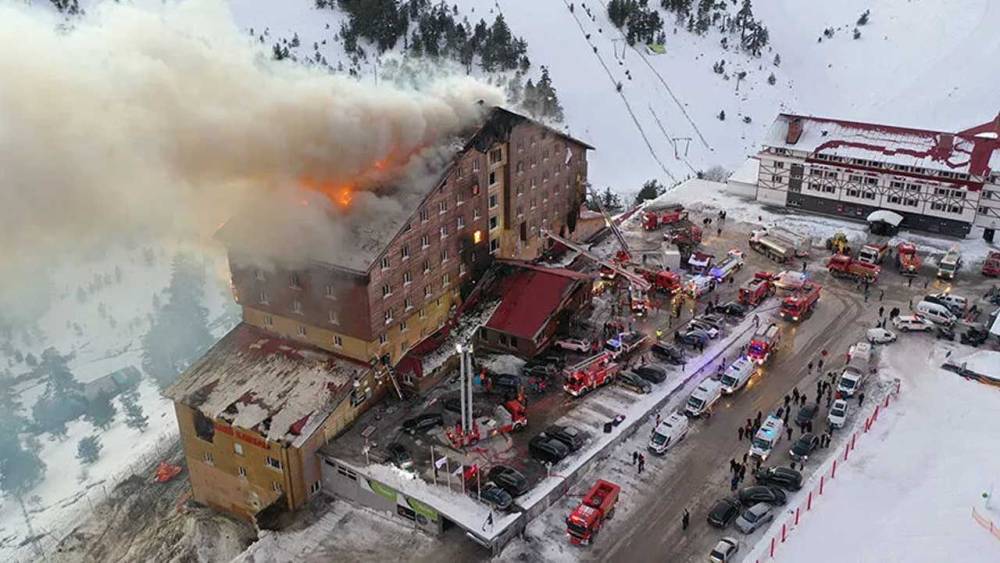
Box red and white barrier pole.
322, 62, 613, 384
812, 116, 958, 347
884, 393, 890, 408
873, 404, 880, 422
795, 507, 801, 525
830, 460, 836, 480
851, 433, 857, 450
807, 491, 813, 510
821, 474, 827, 493
770, 537, 776, 556
781, 523, 787, 542
843, 444, 850, 461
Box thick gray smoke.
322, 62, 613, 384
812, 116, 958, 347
0, 0, 504, 319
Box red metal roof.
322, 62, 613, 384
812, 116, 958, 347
484, 267, 584, 341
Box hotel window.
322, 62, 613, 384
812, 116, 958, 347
824, 185, 835, 193
404, 298, 413, 310
905, 198, 918, 207
530, 198, 537, 209
849, 174, 862, 183
847, 189, 860, 197
419, 308, 427, 319
259, 291, 269, 304
380, 257, 390, 270
334, 335, 343, 347
403, 271, 412, 285
419, 209, 429, 222
490, 216, 498, 229
775, 161, 785, 169
457, 216, 465, 229
292, 300, 303, 314
456, 191, 464, 206
472, 159, 480, 172
440, 225, 448, 238
328, 310, 339, 325
543, 149, 550, 161
400, 320, 408, 332
384, 309, 394, 323
888, 195, 901, 204
297, 325, 307, 336
238, 466, 247, 478
272, 482, 283, 493
474, 207, 482, 219
424, 285, 431, 298
379, 334, 388, 345
864, 177, 877, 185
530, 177, 537, 189
441, 248, 450, 262
863, 191, 875, 200
234, 443, 244, 456
266, 456, 282, 471
490, 148, 502, 164
810, 169, 823, 177
460, 263, 467, 276
931, 202, 945, 211
489, 194, 498, 208
264, 315, 273, 326
457, 165, 464, 178
325, 284, 336, 299
289, 273, 301, 289
203, 452, 214, 465
771, 175, 782, 183
401, 245, 410, 259
517, 141, 524, 153
255, 270, 265, 281
439, 200, 448, 214
382, 284, 392, 298
530, 157, 537, 169
421, 235, 429, 248
310, 481, 321, 495
516, 161, 524, 174
890, 180, 904, 189
949, 205, 962, 214
422, 260, 430, 274
543, 172, 549, 183
489, 171, 497, 185
471, 184, 481, 196
443, 273, 451, 287
490, 239, 500, 253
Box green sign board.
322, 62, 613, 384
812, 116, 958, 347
406, 497, 439, 523
367, 478, 398, 503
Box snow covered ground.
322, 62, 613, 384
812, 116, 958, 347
760, 340, 1000, 563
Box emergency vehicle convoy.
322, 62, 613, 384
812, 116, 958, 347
642, 204, 688, 231
565, 479, 620, 545
827, 254, 880, 282
738, 273, 776, 307
858, 242, 890, 265
708, 251, 745, 282
688, 251, 715, 275
563, 353, 620, 397
937, 247, 962, 280
779, 283, 821, 322
749, 415, 784, 461
747, 324, 781, 365
896, 242, 922, 275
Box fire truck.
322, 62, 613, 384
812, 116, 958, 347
895, 242, 921, 276
483, 400, 527, 437
779, 283, 821, 322
629, 286, 650, 316
663, 221, 703, 246
566, 479, 620, 545
738, 273, 775, 307
637, 268, 682, 293
642, 204, 687, 231
827, 255, 880, 282
983, 250, 1000, 277
708, 250, 745, 282
747, 323, 781, 365
858, 242, 890, 265
563, 353, 621, 397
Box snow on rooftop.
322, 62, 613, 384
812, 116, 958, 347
867, 209, 904, 226
728, 157, 759, 184
164, 323, 365, 446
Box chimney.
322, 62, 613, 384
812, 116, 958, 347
786, 118, 803, 145
937, 133, 955, 155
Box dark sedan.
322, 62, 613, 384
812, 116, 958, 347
795, 403, 819, 426
790, 433, 819, 462
651, 341, 685, 364
546, 425, 587, 452
738, 485, 787, 507
634, 365, 668, 384
479, 484, 513, 511
716, 301, 746, 318
619, 371, 653, 394
675, 329, 710, 347
755, 466, 803, 491
487, 465, 530, 497
529, 434, 569, 464
386, 442, 413, 470
401, 412, 443, 434
707, 498, 741, 528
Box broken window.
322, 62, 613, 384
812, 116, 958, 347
193, 410, 215, 443
490, 148, 502, 164
289, 273, 302, 289
266, 456, 282, 471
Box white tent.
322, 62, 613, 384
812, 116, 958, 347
866, 210, 903, 227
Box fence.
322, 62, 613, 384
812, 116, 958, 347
746, 378, 901, 562
971, 507, 1000, 542
11, 430, 181, 562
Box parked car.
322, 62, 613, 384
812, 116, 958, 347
892, 315, 934, 332
529, 434, 570, 464
961, 327, 989, 346
707, 498, 742, 528
522, 363, 558, 378
866, 328, 897, 344
554, 338, 591, 353
936, 324, 956, 341
402, 412, 444, 434
652, 341, 685, 364
546, 425, 587, 452
925, 293, 968, 315
828, 399, 848, 429
634, 365, 668, 384
675, 328, 711, 347
487, 465, 530, 497
387, 442, 413, 470
790, 433, 820, 462
619, 371, 653, 394
738, 486, 787, 507
715, 301, 746, 318
479, 483, 513, 511
709, 537, 740, 562
492, 373, 522, 397
735, 503, 774, 534
755, 466, 803, 491
695, 313, 727, 330
687, 319, 720, 339
795, 404, 819, 426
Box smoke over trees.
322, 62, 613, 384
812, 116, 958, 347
142, 254, 214, 389
0, 381, 46, 494
30, 348, 87, 436
0, 1, 504, 322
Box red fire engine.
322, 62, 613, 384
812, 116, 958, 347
563, 353, 620, 397
566, 479, 620, 545
896, 242, 922, 276
642, 204, 687, 231
827, 255, 880, 282
779, 283, 820, 321
747, 323, 781, 365
738, 272, 776, 307
983, 250, 1000, 277
638, 268, 682, 293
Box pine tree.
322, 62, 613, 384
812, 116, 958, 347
121, 389, 149, 433
857, 9, 870, 26
84, 392, 117, 430
535, 67, 565, 122
718, 110, 726, 120
767, 72, 776, 85
0, 382, 45, 494
76, 435, 102, 465
634, 179, 666, 204
773, 53, 781, 66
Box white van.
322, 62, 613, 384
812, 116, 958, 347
720, 357, 755, 395
648, 411, 690, 454
749, 415, 784, 461
836, 370, 865, 398
915, 300, 957, 326
684, 379, 722, 418
927, 293, 968, 315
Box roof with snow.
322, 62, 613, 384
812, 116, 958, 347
761, 113, 1000, 183
164, 323, 369, 447
728, 157, 759, 184
867, 209, 904, 227
484, 262, 590, 341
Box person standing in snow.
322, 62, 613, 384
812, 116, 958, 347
858, 392, 865, 406
682, 508, 690, 530
632, 451, 639, 466
638, 453, 645, 474
786, 426, 793, 440
738, 426, 745, 441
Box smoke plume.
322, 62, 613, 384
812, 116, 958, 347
0, 0, 504, 320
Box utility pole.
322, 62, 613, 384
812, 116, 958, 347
18, 494, 46, 561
